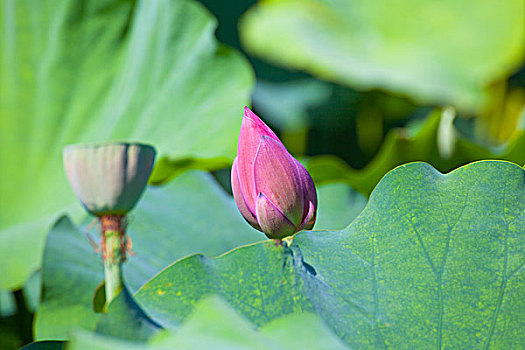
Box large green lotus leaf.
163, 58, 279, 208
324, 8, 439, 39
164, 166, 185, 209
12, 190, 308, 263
34, 171, 262, 340
131, 161, 524, 348
240, 0, 524, 110
0, 0, 253, 290
306, 110, 525, 195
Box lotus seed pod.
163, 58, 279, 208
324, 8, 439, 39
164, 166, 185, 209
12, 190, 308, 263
63, 142, 156, 216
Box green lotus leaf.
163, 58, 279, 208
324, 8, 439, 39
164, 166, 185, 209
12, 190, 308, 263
128, 161, 524, 348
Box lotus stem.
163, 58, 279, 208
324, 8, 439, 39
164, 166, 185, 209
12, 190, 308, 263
100, 215, 127, 305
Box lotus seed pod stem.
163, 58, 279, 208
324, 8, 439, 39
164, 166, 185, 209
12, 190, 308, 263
101, 215, 127, 304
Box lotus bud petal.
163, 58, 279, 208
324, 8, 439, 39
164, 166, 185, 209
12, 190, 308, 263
231, 157, 261, 230
255, 193, 297, 239
63, 142, 156, 216
231, 107, 317, 239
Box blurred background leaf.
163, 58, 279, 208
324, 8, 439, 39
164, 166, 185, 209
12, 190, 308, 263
0, 0, 253, 291
305, 109, 525, 195
240, 0, 524, 112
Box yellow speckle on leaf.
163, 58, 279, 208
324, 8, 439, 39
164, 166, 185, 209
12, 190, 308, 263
157, 289, 165, 296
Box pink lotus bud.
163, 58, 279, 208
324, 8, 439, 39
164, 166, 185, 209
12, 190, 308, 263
231, 107, 317, 239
